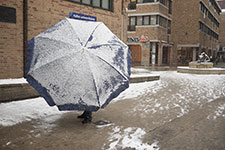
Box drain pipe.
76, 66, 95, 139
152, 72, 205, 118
23, 0, 28, 78
121, 0, 124, 41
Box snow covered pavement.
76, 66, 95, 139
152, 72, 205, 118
0, 70, 225, 150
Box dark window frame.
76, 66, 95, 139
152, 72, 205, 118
199, 21, 219, 40
200, 2, 220, 28
66, 0, 114, 11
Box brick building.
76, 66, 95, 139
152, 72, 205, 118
125, 0, 173, 67
0, 0, 127, 79
217, 0, 225, 58
172, 0, 221, 66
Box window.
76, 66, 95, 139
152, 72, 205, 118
67, 0, 113, 11
102, 0, 109, 9
199, 2, 219, 28
159, 0, 166, 6
93, 0, 100, 7
168, 20, 171, 34
143, 16, 150, 25
82, 0, 91, 4
129, 15, 167, 27
199, 21, 218, 40
137, 16, 143, 26
168, 0, 172, 14
130, 16, 136, 25
159, 16, 167, 28
140, 0, 155, 3
150, 15, 157, 25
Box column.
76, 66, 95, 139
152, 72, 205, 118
193, 48, 196, 61
152, 43, 156, 70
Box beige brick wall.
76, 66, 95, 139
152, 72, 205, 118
172, 0, 219, 48
27, 0, 124, 40
0, 0, 125, 79
171, 0, 199, 45
128, 26, 168, 41
0, 0, 24, 79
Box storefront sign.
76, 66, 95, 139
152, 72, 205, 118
127, 37, 140, 43
144, 42, 150, 48
69, 12, 97, 22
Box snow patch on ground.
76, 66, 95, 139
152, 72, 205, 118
103, 126, 159, 150
0, 98, 67, 127
129, 71, 225, 120
0, 78, 27, 85
113, 80, 163, 102
207, 103, 225, 120
0, 71, 224, 127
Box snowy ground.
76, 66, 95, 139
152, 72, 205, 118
1, 70, 225, 150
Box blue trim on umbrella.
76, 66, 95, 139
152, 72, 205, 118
101, 79, 129, 109
26, 38, 56, 106
127, 48, 132, 77
57, 104, 99, 112
26, 75, 56, 106
25, 38, 35, 74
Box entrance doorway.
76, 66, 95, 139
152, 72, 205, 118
129, 45, 141, 66
162, 46, 170, 65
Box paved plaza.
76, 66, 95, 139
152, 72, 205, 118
0, 70, 225, 150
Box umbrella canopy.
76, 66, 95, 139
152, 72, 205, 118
26, 18, 131, 111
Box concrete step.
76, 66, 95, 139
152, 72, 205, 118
130, 74, 160, 83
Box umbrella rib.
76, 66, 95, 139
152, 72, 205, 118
91, 75, 101, 108
87, 44, 129, 81
87, 49, 129, 81
83, 22, 102, 47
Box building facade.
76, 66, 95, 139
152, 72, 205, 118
125, 0, 173, 67
217, 0, 225, 58
172, 0, 221, 66
0, 0, 126, 79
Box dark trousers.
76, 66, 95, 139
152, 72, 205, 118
83, 111, 92, 119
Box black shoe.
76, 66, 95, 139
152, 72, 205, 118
82, 117, 92, 124
77, 114, 86, 119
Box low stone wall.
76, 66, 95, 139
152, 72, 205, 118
189, 62, 213, 68
177, 67, 225, 75
130, 75, 160, 83
0, 84, 40, 103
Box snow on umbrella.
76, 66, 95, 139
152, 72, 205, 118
26, 18, 132, 112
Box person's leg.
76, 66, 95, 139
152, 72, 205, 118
82, 111, 92, 124
77, 111, 87, 118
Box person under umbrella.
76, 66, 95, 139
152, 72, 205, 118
26, 18, 132, 124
